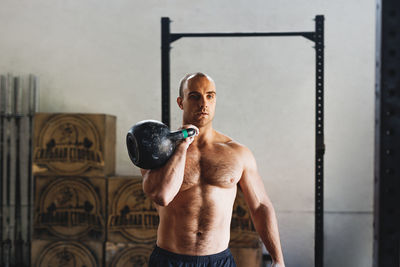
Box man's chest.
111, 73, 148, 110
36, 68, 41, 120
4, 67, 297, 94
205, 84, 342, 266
181, 145, 243, 190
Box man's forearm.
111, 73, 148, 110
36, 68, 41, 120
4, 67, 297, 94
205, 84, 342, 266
142, 143, 187, 206
252, 204, 285, 265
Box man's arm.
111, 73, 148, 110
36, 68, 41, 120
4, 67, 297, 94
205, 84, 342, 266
238, 146, 285, 267
140, 125, 198, 206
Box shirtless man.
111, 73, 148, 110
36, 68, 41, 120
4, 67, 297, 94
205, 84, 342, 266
141, 73, 285, 267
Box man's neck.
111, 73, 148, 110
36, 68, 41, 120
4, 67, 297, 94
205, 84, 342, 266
186, 122, 214, 147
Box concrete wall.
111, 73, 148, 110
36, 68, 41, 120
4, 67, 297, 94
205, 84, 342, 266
0, 0, 375, 266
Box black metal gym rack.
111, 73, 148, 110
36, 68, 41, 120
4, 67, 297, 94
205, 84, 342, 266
161, 16, 325, 267
374, 0, 400, 266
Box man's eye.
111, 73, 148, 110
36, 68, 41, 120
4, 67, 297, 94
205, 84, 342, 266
207, 95, 214, 99
189, 95, 200, 99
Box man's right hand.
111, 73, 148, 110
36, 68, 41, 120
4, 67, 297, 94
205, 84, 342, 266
179, 124, 199, 148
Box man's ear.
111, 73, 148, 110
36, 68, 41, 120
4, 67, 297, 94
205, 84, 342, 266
177, 96, 184, 110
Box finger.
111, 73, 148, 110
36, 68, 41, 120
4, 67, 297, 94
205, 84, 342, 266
181, 125, 199, 135
188, 125, 199, 135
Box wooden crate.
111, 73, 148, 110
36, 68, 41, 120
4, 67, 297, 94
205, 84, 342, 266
107, 176, 158, 244
230, 246, 262, 267
229, 189, 262, 266
33, 176, 107, 241
32, 239, 104, 267
33, 113, 116, 177
106, 242, 155, 267
230, 189, 261, 248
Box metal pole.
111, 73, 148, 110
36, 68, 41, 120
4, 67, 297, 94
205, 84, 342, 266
170, 32, 316, 43
26, 74, 37, 267
373, 0, 400, 265
13, 77, 24, 266
161, 17, 171, 127
314, 15, 325, 267
0, 75, 6, 267
4, 74, 13, 267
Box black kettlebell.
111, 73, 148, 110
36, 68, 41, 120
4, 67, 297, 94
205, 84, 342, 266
126, 120, 196, 169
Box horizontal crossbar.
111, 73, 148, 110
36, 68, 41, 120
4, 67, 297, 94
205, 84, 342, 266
170, 32, 316, 42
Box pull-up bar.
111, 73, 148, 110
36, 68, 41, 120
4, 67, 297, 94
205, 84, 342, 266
168, 31, 316, 43
160, 15, 325, 267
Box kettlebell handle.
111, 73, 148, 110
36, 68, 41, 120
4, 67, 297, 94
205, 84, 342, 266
168, 128, 197, 141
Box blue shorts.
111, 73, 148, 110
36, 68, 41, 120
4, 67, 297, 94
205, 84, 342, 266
149, 246, 237, 267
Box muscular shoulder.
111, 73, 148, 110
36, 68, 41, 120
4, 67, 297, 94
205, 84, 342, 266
214, 131, 256, 166
213, 130, 240, 149
231, 142, 256, 168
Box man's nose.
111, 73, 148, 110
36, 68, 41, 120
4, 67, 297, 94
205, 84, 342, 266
199, 95, 208, 108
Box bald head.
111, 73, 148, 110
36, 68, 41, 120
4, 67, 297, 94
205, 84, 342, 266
179, 72, 214, 99
176, 72, 217, 127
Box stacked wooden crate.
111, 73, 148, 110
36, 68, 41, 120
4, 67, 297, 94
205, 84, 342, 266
106, 176, 157, 266
32, 113, 115, 267
230, 189, 262, 266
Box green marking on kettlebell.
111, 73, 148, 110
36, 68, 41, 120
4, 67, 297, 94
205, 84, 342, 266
182, 129, 189, 138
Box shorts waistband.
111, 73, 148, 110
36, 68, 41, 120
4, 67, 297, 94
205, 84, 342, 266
153, 245, 232, 263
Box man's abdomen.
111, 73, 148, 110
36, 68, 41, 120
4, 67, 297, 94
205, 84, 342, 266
156, 185, 237, 255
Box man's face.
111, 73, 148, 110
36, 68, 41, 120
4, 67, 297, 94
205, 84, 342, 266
177, 75, 216, 127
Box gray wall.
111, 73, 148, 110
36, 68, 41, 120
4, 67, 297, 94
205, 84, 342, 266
0, 0, 375, 266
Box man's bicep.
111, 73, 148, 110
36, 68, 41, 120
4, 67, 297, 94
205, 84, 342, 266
239, 168, 270, 212
239, 149, 272, 212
